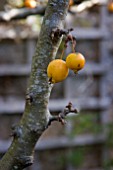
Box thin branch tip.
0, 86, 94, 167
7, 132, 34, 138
46, 102, 78, 128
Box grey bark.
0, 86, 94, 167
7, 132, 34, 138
0, 0, 69, 170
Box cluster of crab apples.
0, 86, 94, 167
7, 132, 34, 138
47, 33, 86, 84
47, 51, 85, 84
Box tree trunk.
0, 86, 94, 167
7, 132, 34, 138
0, 0, 69, 170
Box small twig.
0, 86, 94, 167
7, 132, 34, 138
51, 28, 73, 40
51, 28, 76, 59
46, 102, 78, 128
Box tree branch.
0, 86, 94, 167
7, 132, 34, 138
70, 0, 107, 13
0, 6, 45, 21
0, 0, 69, 170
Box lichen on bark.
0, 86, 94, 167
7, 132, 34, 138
0, 0, 69, 170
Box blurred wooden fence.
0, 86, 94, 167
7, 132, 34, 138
0, 4, 113, 170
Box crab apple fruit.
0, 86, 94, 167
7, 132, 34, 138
107, 2, 113, 13
69, 0, 74, 6
47, 59, 69, 83
66, 52, 85, 73
24, 0, 37, 8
